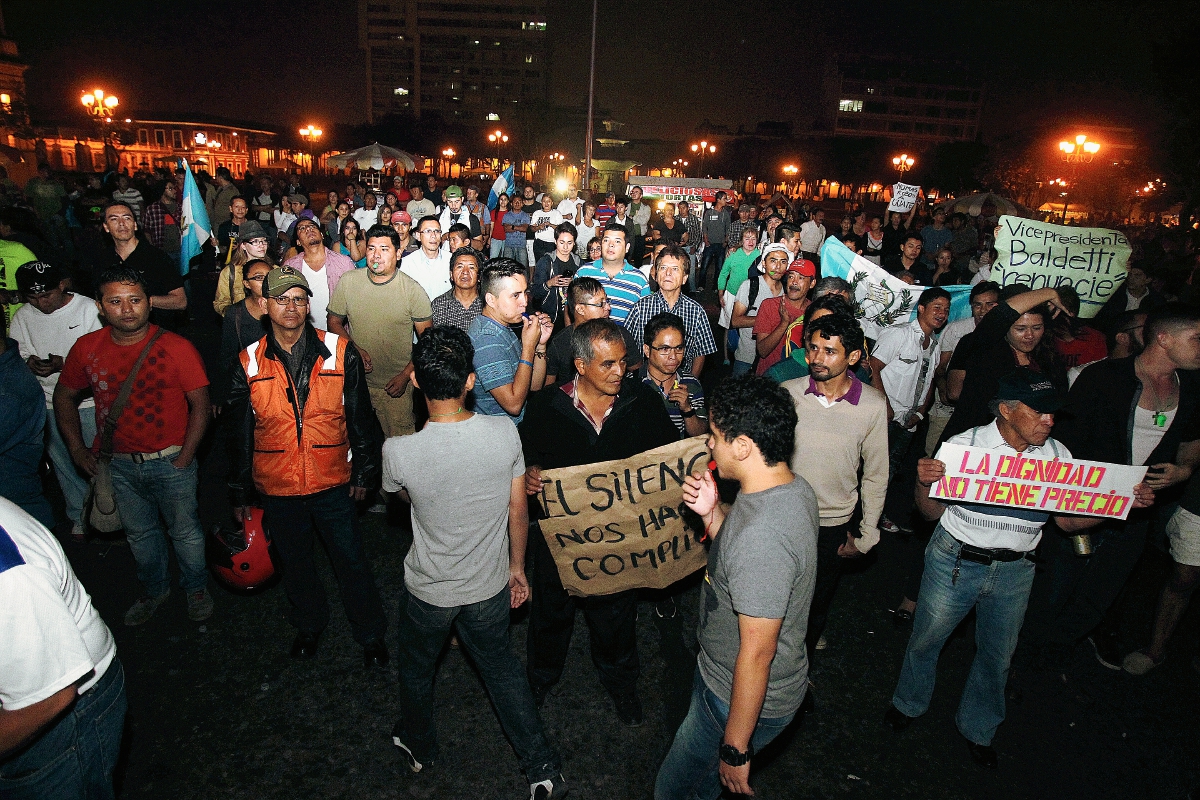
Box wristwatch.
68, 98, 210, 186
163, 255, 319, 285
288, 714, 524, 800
680, 408, 697, 418
719, 742, 752, 767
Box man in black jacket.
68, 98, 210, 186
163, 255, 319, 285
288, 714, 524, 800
227, 265, 388, 667
520, 318, 680, 726
1037, 302, 1200, 669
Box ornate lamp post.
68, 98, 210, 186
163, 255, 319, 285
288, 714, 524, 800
892, 153, 914, 176
690, 140, 716, 178
299, 125, 322, 174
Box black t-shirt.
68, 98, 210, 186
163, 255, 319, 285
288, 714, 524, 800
102, 239, 185, 297
653, 219, 686, 245
545, 325, 639, 384
882, 254, 932, 285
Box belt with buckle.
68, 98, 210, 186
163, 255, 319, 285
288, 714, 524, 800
112, 445, 183, 464
954, 539, 1033, 565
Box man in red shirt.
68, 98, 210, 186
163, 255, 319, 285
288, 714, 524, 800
54, 266, 212, 626
753, 257, 815, 375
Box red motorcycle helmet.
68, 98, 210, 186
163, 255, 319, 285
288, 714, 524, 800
208, 507, 275, 591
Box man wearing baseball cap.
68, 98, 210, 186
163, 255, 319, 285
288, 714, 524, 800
882, 368, 1153, 768
437, 185, 482, 246
227, 265, 389, 666
9, 261, 103, 538
753, 256, 815, 375
390, 209, 418, 256
728, 242, 788, 375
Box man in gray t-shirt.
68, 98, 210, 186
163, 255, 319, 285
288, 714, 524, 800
656, 374, 818, 800
382, 326, 564, 797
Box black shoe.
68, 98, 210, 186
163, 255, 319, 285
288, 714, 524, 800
290, 631, 320, 659
883, 704, 913, 732
531, 683, 550, 709
967, 741, 998, 769
363, 640, 390, 669
800, 687, 816, 715
613, 693, 644, 727
391, 721, 432, 773
1088, 633, 1122, 671
529, 771, 568, 799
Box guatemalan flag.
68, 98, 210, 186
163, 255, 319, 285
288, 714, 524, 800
179, 159, 211, 276
487, 165, 514, 211
819, 237, 972, 340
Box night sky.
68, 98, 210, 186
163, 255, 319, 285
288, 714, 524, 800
5, 0, 1188, 145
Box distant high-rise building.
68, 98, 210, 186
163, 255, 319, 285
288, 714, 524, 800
818, 54, 984, 143
358, 0, 548, 124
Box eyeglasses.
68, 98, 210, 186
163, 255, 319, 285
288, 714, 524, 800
271, 295, 309, 307
650, 344, 686, 355
246, 275, 267, 282
244, 238, 269, 246
578, 299, 611, 308
295, 225, 321, 234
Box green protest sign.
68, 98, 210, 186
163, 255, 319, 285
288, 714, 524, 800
993, 215, 1132, 318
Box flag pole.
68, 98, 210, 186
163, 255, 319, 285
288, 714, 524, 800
583, 0, 597, 192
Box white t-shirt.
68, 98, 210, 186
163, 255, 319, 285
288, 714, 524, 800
557, 197, 582, 223
873, 319, 941, 422
575, 221, 598, 258
0, 497, 116, 709
1126, 290, 1148, 311
301, 263, 331, 331
10, 293, 103, 409
732, 276, 781, 365
1132, 404, 1175, 466
530, 209, 564, 243
352, 207, 380, 232
401, 248, 452, 301
274, 210, 297, 233
929, 316, 975, 418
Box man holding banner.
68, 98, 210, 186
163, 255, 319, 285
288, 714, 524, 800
883, 369, 1152, 769
520, 318, 679, 726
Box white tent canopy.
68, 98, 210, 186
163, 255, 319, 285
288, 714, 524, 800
326, 143, 417, 172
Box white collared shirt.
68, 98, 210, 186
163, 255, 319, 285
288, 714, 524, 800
873, 318, 940, 422
939, 421, 1071, 551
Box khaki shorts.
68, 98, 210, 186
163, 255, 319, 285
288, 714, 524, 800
1167, 506, 1200, 567
369, 385, 415, 438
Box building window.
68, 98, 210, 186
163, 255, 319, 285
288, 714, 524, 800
137, 129, 149, 145
155, 129, 166, 146
172, 130, 183, 149
394, 87, 410, 95
486, 112, 500, 121
521, 21, 546, 30
839, 99, 862, 112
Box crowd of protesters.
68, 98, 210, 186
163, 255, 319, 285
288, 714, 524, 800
3, 161, 1200, 799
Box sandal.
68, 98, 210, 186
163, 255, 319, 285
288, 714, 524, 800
892, 607, 914, 626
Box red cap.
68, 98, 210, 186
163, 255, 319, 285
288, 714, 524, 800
788, 258, 816, 277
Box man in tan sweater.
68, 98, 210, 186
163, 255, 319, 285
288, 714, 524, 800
783, 312, 889, 657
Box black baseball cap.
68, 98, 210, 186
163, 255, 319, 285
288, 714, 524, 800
16, 261, 65, 295
995, 368, 1064, 413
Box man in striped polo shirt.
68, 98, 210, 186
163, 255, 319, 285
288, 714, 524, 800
573, 224, 649, 326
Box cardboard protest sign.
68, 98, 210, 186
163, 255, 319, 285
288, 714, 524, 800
993, 216, 1132, 318
820, 237, 972, 339
887, 182, 920, 213
537, 436, 710, 597
930, 443, 1147, 521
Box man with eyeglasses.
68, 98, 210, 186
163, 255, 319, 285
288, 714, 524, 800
401, 215, 452, 302
329, 225, 433, 438
228, 265, 389, 666
282, 217, 355, 331
624, 244, 716, 378
542, 276, 640, 387
640, 311, 707, 438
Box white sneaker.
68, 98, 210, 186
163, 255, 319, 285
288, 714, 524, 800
368, 502, 388, 514
1122, 650, 1163, 675
815, 635, 828, 651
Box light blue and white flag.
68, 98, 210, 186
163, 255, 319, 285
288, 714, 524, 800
179, 159, 211, 275
819, 237, 972, 340
487, 165, 514, 210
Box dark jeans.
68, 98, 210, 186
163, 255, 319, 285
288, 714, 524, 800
527, 527, 640, 699
885, 419, 926, 523
699, 243, 726, 291
395, 584, 559, 781
532, 239, 555, 263
1044, 518, 1150, 648
806, 522, 853, 655
0, 659, 127, 800
262, 486, 387, 645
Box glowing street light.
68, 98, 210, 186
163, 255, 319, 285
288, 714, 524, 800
782, 164, 799, 176
488, 129, 509, 168
441, 147, 456, 177
81, 88, 118, 120
892, 153, 914, 175
690, 140, 716, 177
1059, 134, 1100, 163
298, 125, 323, 175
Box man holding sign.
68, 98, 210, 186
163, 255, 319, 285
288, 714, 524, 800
520, 318, 679, 726
882, 369, 1152, 769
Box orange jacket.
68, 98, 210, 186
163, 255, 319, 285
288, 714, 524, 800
238, 329, 353, 497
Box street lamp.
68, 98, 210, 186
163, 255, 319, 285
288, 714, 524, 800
1059, 134, 1100, 164
441, 147, 456, 177
81, 88, 118, 120
299, 125, 322, 174
689, 140, 716, 177
488, 129, 509, 169
892, 153, 914, 175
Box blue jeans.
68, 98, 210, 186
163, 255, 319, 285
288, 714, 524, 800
394, 584, 559, 780
45, 406, 97, 526
0, 658, 127, 800
891, 525, 1036, 746
262, 486, 387, 645
501, 243, 527, 267
655, 670, 795, 800
730, 359, 753, 377
489, 237, 505, 259
109, 453, 207, 597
